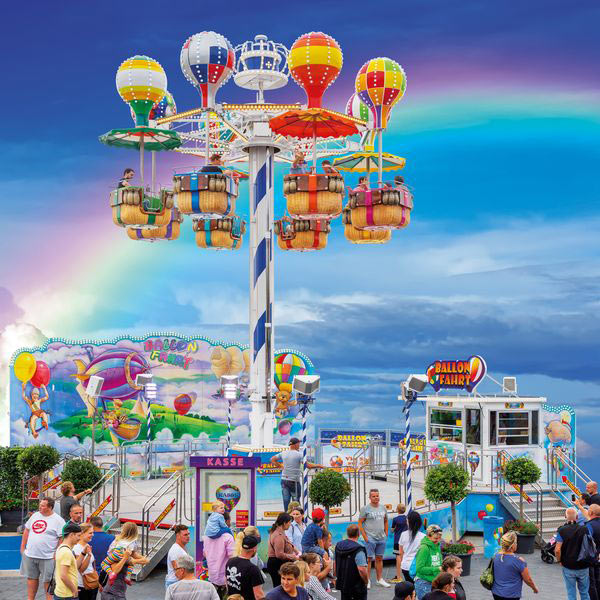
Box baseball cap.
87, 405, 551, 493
426, 524, 442, 535
63, 522, 82, 535
289, 437, 300, 446
312, 508, 326, 521
393, 581, 415, 600
241, 535, 259, 549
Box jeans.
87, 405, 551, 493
281, 479, 300, 511
563, 566, 591, 600
414, 579, 432, 600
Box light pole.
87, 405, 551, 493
399, 374, 427, 511
221, 375, 239, 454
293, 375, 320, 519
85, 376, 104, 463
136, 373, 156, 478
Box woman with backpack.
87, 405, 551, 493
397, 511, 425, 583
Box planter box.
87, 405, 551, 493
0, 509, 23, 531
516, 532, 536, 554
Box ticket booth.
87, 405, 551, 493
422, 395, 547, 486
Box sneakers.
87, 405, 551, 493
377, 578, 391, 588
367, 581, 371, 590
389, 577, 403, 583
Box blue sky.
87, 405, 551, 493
1, 1, 599, 480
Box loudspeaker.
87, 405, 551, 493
136, 374, 153, 387
406, 374, 428, 393
503, 377, 517, 394
293, 375, 320, 396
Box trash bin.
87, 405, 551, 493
483, 516, 504, 559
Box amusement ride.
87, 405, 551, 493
100, 30, 413, 452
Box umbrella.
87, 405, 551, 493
269, 108, 364, 169
333, 151, 406, 177
99, 126, 181, 187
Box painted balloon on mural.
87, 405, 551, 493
274, 352, 310, 394
14, 353, 37, 383
486, 503, 495, 513
174, 392, 196, 416
215, 484, 241, 511
31, 361, 51, 388
278, 419, 292, 435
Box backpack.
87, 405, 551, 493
409, 555, 417, 579
577, 532, 598, 566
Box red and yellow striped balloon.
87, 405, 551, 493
288, 32, 343, 108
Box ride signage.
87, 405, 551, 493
426, 355, 487, 392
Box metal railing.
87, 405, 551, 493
140, 469, 185, 556
547, 447, 588, 506
82, 463, 121, 522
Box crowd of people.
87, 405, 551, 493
18, 478, 600, 600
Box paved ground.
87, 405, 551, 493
0, 551, 570, 600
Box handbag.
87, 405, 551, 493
83, 570, 100, 590
480, 554, 495, 590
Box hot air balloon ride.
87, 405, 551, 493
173, 171, 238, 218
274, 217, 331, 251
100, 55, 181, 232
342, 206, 391, 244
194, 215, 246, 250
126, 207, 183, 241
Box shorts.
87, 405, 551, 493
365, 539, 386, 559
20, 554, 55, 582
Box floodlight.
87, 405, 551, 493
86, 376, 104, 398
221, 375, 239, 401
136, 374, 154, 387
406, 374, 428, 393
293, 375, 320, 396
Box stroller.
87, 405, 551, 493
541, 535, 557, 564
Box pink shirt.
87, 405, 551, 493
202, 533, 235, 586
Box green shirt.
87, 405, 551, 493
415, 537, 442, 582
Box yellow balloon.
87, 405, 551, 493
486, 503, 494, 512
14, 352, 36, 382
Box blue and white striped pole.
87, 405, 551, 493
248, 140, 276, 448
298, 394, 312, 520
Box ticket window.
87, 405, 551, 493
429, 408, 463, 443
489, 410, 539, 446
466, 408, 481, 447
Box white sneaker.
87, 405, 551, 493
367, 581, 371, 590
377, 578, 391, 588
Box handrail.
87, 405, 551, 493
82, 464, 121, 520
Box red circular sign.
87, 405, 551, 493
32, 519, 47, 534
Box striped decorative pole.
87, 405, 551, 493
403, 396, 414, 512
226, 398, 232, 453
248, 140, 276, 448
299, 395, 311, 519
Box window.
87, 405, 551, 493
429, 409, 463, 443
489, 411, 534, 446
466, 408, 481, 445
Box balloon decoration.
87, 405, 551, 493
31, 361, 51, 388
14, 352, 37, 383
174, 392, 196, 416
215, 484, 241, 511
151, 90, 177, 120
278, 419, 292, 435
467, 355, 487, 391
346, 93, 374, 128
486, 503, 495, 513
288, 32, 343, 108
116, 55, 168, 127
355, 57, 406, 130
180, 31, 235, 108
274, 352, 311, 394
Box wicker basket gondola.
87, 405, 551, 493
111, 187, 173, 227
342, 207, 391, 244
194, 215, 246, 250
348, 186, 413, 230
126, 208, 183, 241
274, 217, 330, 251
174, 173, 238, 216
284, 173, 344, 219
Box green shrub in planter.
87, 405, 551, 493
503, 458, 541, 519
309, 469, 351, 526
17, 445, 60, 477
61, 459, 103, 493
442, 541, 476, 555
0, 447, 25, 511
504, 519, 539, 535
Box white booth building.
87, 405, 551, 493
422, 394, 547, 486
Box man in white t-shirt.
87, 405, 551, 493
20, 496, 66, 600
166, 524, 192, 588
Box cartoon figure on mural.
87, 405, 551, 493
13, 352, 52, 438
22, 383, 50, 438
545, 410, 572, 446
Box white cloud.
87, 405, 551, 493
10, 418, 83, 454
576, 437, 595, 459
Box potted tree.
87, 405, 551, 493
441, 540, 476, 576
0, 447, 25, 530
61, 459, 103, 494
504, 519, 539, 554
309, 469, 352, 526
17, 445, 60, 479
424, 462, 470, 543
503, 457, 541, 518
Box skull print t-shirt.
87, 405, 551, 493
225, 556, 264, 600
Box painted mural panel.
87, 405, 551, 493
9, 335, 313, 457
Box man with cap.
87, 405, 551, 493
271, 438, 324, 512
54, 522, 82, 600
226, 535, 265, 600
